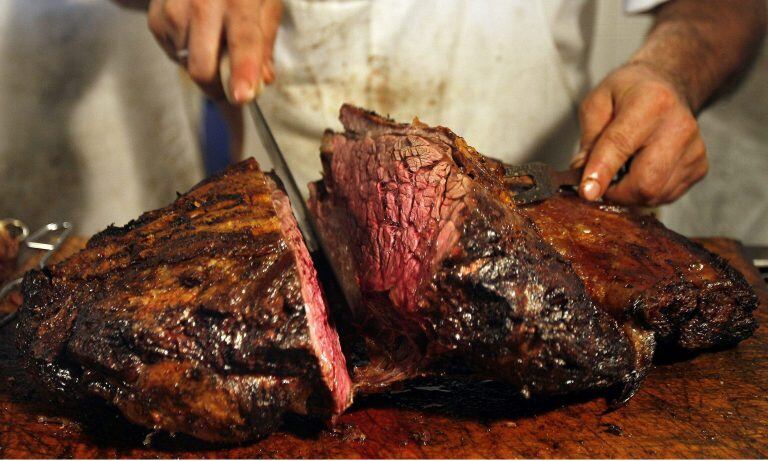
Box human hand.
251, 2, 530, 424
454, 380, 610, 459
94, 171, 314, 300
572, 62, 708, 206
148, 0, 283, 103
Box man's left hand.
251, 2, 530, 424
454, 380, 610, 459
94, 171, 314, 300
573, 62, 708, 206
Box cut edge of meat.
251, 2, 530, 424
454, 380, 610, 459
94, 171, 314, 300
15, 159, 354, 443
267, 174, 353, 415
310, 104, 639, 397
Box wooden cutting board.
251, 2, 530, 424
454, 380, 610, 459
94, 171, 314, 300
0, 237, 766, 458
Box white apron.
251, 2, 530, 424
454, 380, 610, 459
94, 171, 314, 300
248, 0, 590, 191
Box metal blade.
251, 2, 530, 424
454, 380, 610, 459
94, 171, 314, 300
504, 162, 558, 205
248, 102, 318, 252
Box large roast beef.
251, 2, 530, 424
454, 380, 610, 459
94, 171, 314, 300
308, 104, 757, 395
16, 159, 352, 443
15, 105, 757, 443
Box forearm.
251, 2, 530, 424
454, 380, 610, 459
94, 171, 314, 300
630, 0, 766, 111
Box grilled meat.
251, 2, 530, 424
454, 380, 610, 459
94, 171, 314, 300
16, 159, 352, 443
519, 194, 758, 350
309, 105, 638, 396
309, 104, 757, 397
15, 104, 758, 443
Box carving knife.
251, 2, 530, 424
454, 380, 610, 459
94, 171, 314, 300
219, 55, 318, 252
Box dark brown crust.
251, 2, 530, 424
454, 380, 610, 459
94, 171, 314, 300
311, 105, 638, 397
311, 104, 757, 401
418, 190, 635, 395
517, 193, 758, 350
16, 159, 345, 443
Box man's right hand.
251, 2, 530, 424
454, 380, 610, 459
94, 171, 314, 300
148, 0, 283, 104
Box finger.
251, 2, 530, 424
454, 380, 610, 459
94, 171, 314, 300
578, 87, 613, 152
164, 0, 191, 56
602, 145, 672, 206
148, 0, 190, 63
148, 1, 176, 58
187, 0, 225, 88
604, 130, 700, 206
665, 165, 705, 204
259, 0, 283, 84
262, 61, 275, 84
226, 0, 265, 104
654, 138, 708, 204
580, 94, 662, 201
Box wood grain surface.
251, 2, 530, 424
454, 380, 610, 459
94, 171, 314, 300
0, 237, 765, 459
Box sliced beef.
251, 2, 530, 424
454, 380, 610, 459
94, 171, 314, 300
518, 193, 758, 350
16, 159, 352, 443
310, 105, 638, 397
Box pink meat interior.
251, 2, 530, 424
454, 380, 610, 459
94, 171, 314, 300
326, 133, 468, 312
270, 182, 352, 414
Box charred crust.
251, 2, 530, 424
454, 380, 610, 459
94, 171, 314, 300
15, 158, 349, 443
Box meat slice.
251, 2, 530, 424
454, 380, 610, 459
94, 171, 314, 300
310, 105, 638, 397
16, 159, 352, 443
519, 194, 758, 350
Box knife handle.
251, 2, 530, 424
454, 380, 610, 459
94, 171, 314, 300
218, 51, 264, 104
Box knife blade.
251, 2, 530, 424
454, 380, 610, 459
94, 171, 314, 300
219, 53, 318, 251
247, 102, 318, 252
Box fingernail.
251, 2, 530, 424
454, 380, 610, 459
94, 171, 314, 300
233, 80, 256, 103
581, 175, 601, 201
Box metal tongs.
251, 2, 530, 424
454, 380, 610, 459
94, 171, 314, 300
504, 161, 631, 205
504, 163, 584, 205
0, 220, 73, 328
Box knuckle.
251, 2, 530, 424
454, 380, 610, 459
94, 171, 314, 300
636, 177, 660, 203
647, 81, 677, 108
696, 157, 710, 180
579, 96, 596, 118
190, 0, 208, 20
189, 63, 215, 85
579, 92, 606, 120
161, 0, 175, 16
604, 130, 635, 156
147, 11, 163, 35
678, 114, 698, 137
162, 0, 185, 28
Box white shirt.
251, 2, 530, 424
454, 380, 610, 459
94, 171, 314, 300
250, 0, 667, 190
7, 0, 765, 245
